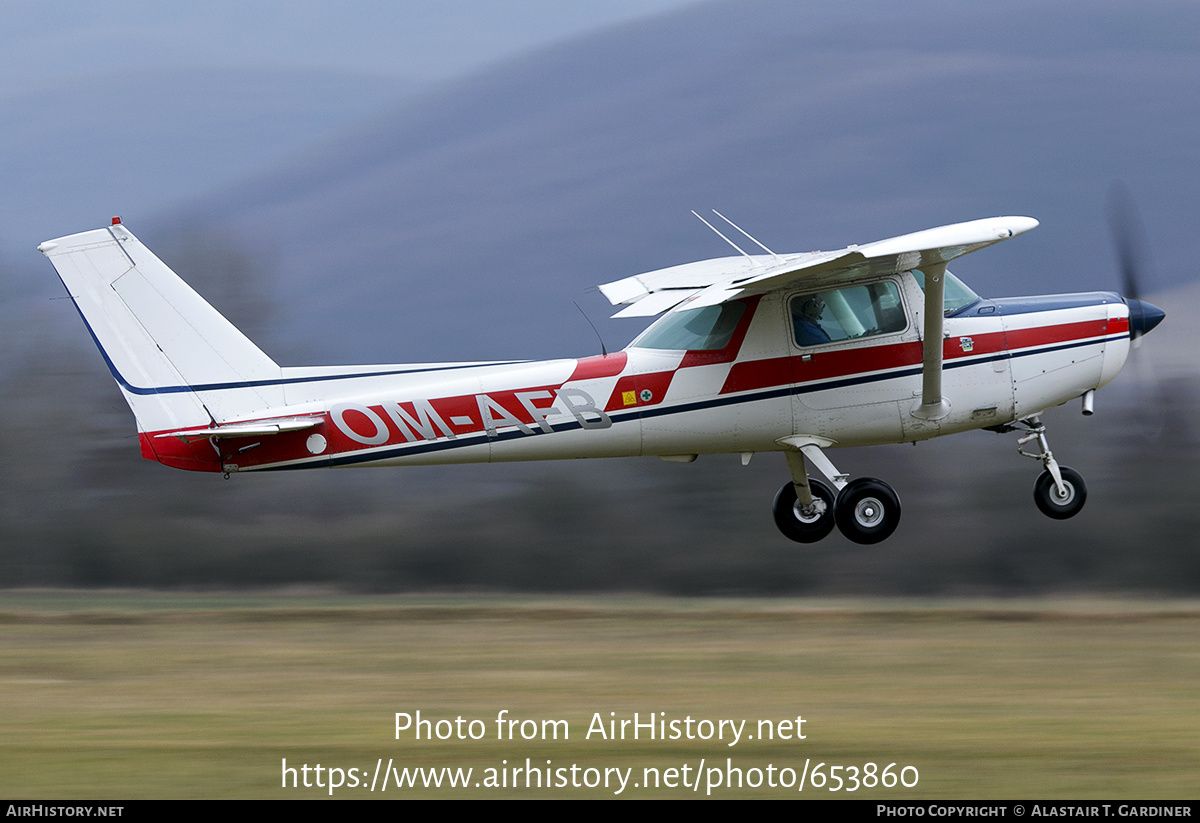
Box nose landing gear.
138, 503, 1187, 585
1015, 416, 1087, 520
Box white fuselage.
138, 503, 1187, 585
143, 272, 1131, 475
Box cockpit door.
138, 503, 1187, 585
788, 278, 917, 444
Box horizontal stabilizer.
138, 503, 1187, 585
154, 417, 324, 443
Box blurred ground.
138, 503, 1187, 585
1, 592, 1196, 798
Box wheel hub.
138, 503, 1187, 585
1052, 482, 1075, 505
854, 497, 884, 528
793, 498, 827, 524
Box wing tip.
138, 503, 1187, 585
1007, 216, 1039, 235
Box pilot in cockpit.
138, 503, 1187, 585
793, 293, 831, 346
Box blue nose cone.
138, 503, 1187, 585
1126, 298, 1166, 338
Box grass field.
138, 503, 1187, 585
1, 592, 1197, 798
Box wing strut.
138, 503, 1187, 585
913, 262, 950, 420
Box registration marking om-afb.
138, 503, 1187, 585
330, 388, 612, 446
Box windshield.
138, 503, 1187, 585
632, 302, 747, 351
912, 269, 981, 315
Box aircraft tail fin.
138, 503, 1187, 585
39, 220, 285, 442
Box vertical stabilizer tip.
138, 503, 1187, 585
111, 216, 122, 225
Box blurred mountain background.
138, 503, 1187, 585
2, 0, 1198, 594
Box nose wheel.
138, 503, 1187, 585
1033, 466, 1087, 519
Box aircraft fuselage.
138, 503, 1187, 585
140, 276, 1134, 475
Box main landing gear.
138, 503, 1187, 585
773, 415, 1088, 544
773, 442, 901, 545
1012, 416, 1087, 520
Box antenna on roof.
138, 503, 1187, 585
712, 209, 782, 262
691, 210, 751, 260
573, 300, 608, 357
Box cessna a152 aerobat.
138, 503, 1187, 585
40, 214, 1164, 544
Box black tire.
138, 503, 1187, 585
834, 477, 901, 544
773, 479, 836, 543
1033, 466, 1087, 519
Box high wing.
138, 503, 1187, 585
600, 215, 1039, 422
598, 216, 1039, 318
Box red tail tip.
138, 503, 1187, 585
111, 216, 122, 225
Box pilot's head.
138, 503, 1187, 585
800, 295, 824, 320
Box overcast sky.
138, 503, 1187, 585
1, 0, 711, 253
3, 0, 708, 94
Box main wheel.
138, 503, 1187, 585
1033, 466, 1087, 519
834, 478, 901, 544
773, 479, 836, 543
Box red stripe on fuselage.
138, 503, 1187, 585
721, 318, 1115, 396
569, 351, 627, 380
1004, 318, 1117, 349
721, 340, 924, 395
605, 370, 675, 412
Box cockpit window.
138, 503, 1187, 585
790, 281, 906, 347
632, 301, 747, 351
912, 269, 981, 315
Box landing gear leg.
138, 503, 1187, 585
1015, 416, 1087, 519
772, 450, 836, 543
774, 439, 901, 544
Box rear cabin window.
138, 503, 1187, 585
633, 302, 747, 351
790, 281, 906, 347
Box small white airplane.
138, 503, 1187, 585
40, 213, 1163, 544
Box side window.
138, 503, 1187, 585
790, 281, 906, 347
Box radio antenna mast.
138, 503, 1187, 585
691, 210, 751, 260
712, 209, 782, 262
573, 300, 608, 357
